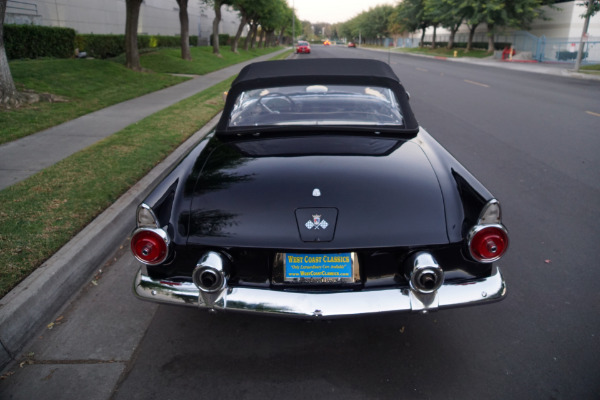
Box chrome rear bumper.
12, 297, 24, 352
133, 266, 506, 317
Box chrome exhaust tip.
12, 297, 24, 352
193, 251, 228, 293
407, 252, 444, 294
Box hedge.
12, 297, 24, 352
4, 25, 76, 59
74, 34, 198, 59
556, 50, 587, 61
210, 34, 231, 46
4, 25, 200, 60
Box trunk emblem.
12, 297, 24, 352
295, 208, 338, 242
305, 214, 329, 230
312, 188, 321, 197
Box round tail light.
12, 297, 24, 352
468, 225, 509, 263
131, 228, 169, 265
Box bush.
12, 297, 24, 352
556, 50, 587, 61
4, 25, 76, 59
76, 34, 199, 59
210, 34, 230, 46
75, 34, 125, 58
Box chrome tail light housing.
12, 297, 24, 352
130, 203, 170, 265
467, 199, 509, 263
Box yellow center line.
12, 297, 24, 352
464, 79, 490, 88
586, 111, 600, 117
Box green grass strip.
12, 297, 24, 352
393, 47, 491, 59
2, 59, 188, 145
0, 77, 234, 297
2, 46, 283, 145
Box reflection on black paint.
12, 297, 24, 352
192, 139, 254, 195
188, 209, 238, 237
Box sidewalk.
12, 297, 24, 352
0, 48, 290, 191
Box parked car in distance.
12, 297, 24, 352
130, 58, 509, 318
296, 41, 311, 54
348, 42, 356, 48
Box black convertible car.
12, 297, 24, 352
130, 58, 508, 317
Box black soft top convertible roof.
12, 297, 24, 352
217, 58, 419, 135
233, 58, 400, 85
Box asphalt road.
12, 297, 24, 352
2, 46, 599, 399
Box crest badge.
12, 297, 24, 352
305, 214, 329, 230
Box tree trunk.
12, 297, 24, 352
177, 0, 191, 60
487, 23, 495, 53
0, 0, 20, 106
447, 29, 455, 50
447, 24, 460, 50
432, 25, 437, 49
243, 22, 253, 50
212, 1, 222, 56
125, 0, 143, 71
249, 24, 258, 49
258, 30, 265, 48
420, 28, 426, 48
466, 24, 478, 52
277, 26, 286, 46
232, 15, 247, 53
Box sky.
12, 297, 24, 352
287, 0, 396, 25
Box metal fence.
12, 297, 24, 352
539, 37, 599, 64
398, 30, 599, 64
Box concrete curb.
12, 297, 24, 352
0, 114, 221, 370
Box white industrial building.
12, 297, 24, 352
5, 0, 245, 43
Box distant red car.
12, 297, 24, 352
348, 42, 356, 48
296, 41, 311, 54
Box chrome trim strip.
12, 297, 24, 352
134, 267, 506, 317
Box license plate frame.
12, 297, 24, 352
282, 252, 358, 284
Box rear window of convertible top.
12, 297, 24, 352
227, 84, 405, 128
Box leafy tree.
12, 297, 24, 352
391, 0, 429, 47
176, 0, 191, 60
463, 0, 486, 51
427, 0, 469, 49
479, 0, 547, 52
125, 0, 143, 70
302, 20, 315, 41
257, 0, 285, 47
203, 0, 233, 56
277, 5, 295, 45
240, 0, 269, 50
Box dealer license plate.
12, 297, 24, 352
283, 253, 357, 283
